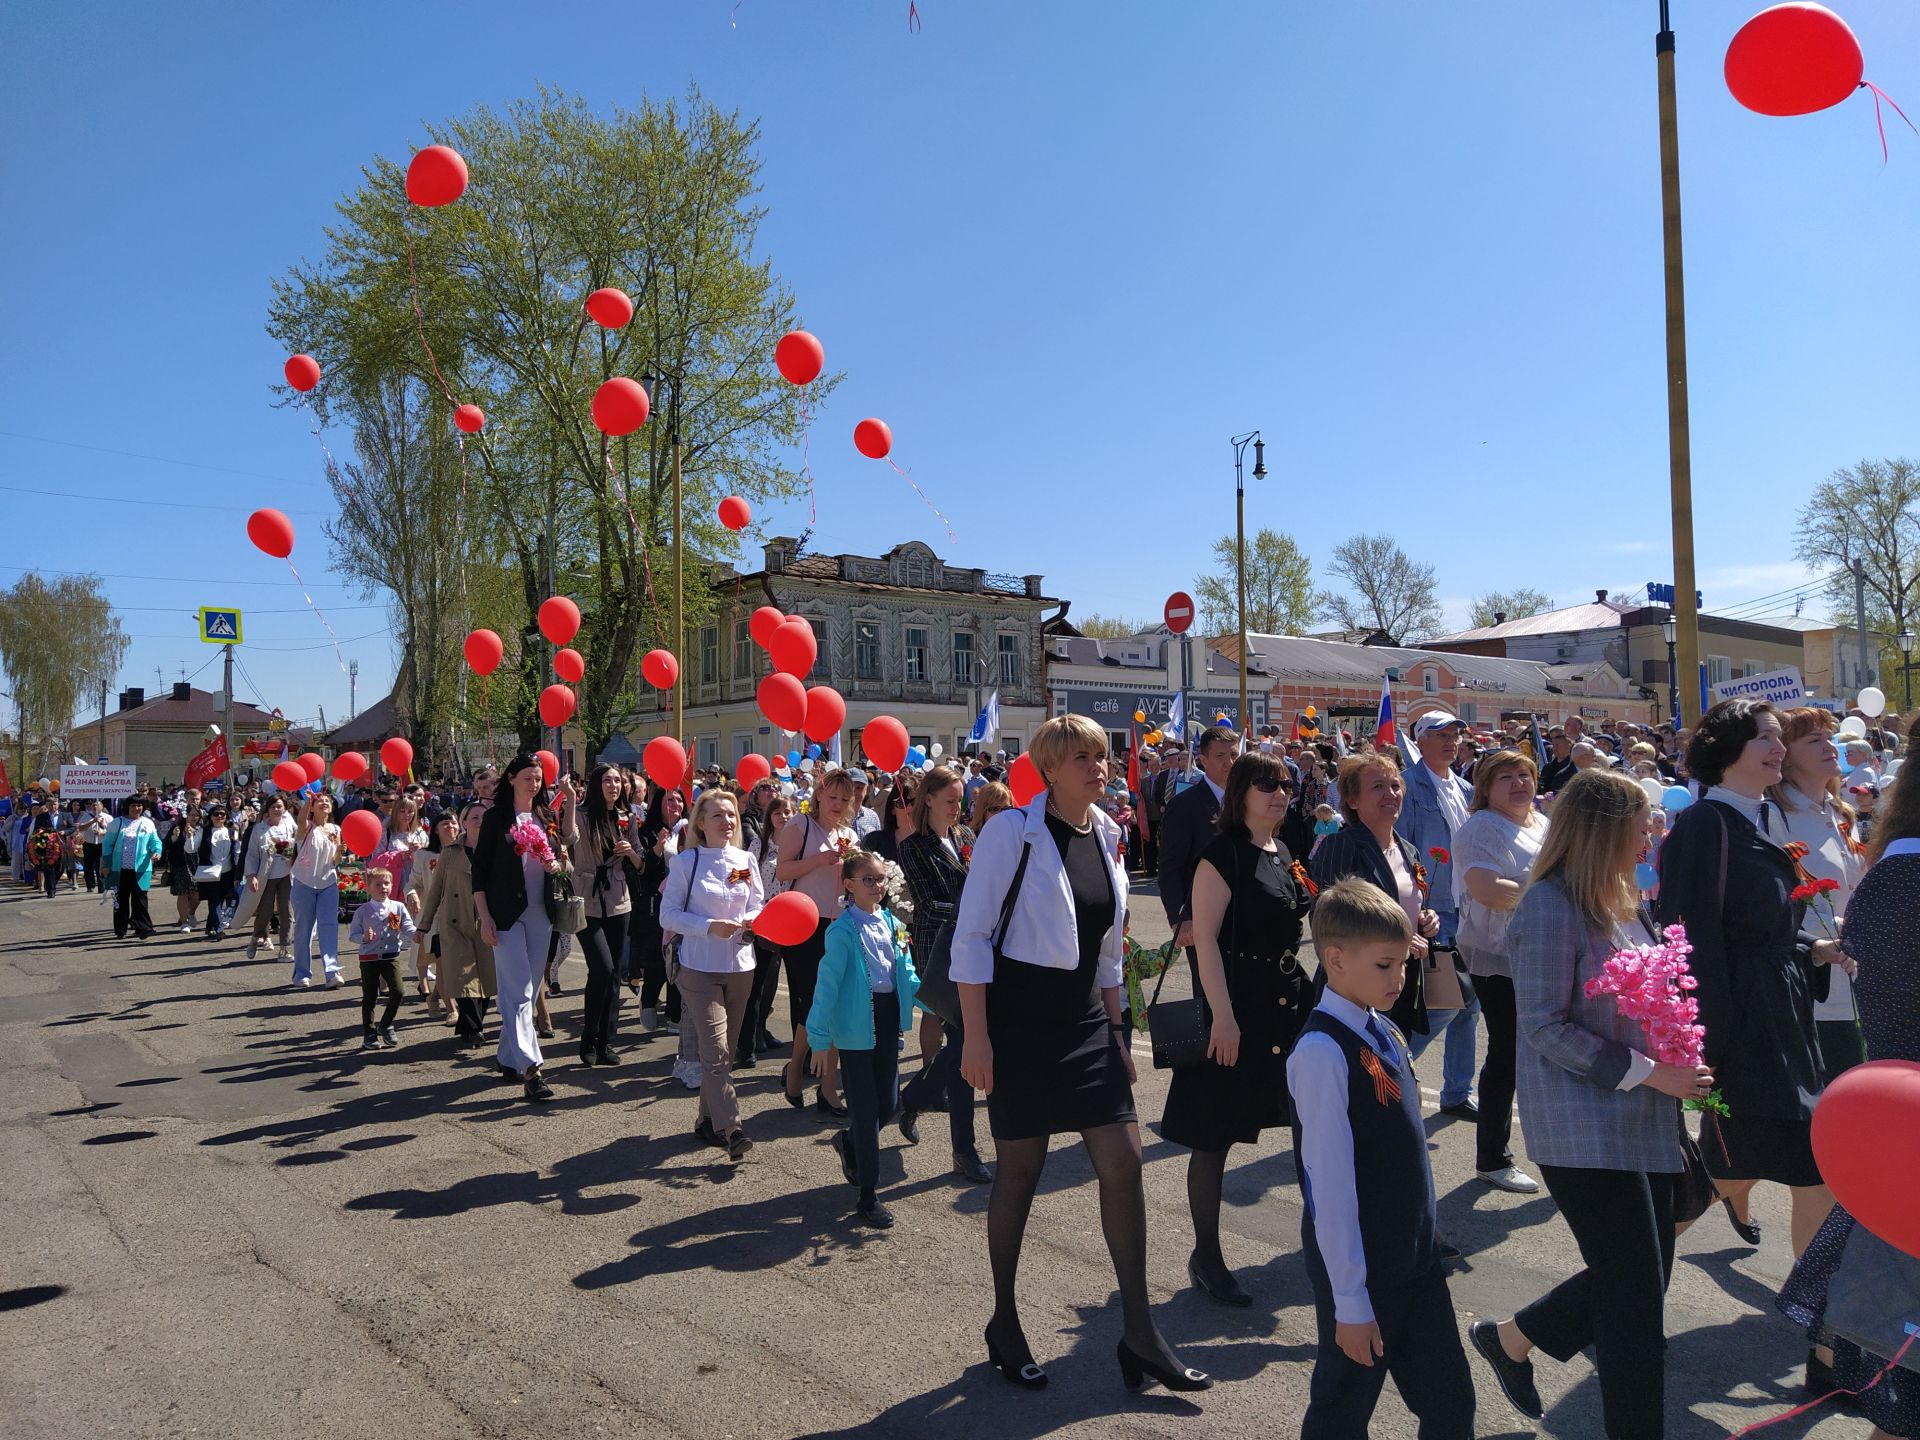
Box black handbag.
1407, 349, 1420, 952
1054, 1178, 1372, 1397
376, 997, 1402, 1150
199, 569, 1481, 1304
1150, 842, 1236, 1070
921, 840, 1029, 1026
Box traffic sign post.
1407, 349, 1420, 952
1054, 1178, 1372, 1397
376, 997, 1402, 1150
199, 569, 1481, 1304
199, 607, 243, 644
1164, 593, 1195, 748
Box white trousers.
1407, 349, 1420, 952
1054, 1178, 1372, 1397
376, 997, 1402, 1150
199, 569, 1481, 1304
493, 910, 552, 1074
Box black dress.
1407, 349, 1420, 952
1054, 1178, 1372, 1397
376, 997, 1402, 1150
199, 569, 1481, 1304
1160, 834, 1314, 1151
984, 813, 1136, 1141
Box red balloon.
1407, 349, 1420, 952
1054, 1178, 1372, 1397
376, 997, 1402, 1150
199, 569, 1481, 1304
454, 403, 485, 433
802, 686, 846, 744
641, 649, 680, 690
538, 595, 581, 645
757, 672, 808, 732
861, 715, 909, 772
539, 684, 576, 728
736, 753, 772, 789
644, 735, 687, 791
535, 749, 559, 786
380, 736, 414, 777
298, 752, 327, 784
284, 354, 321, 393
749, 605, 786, 649
554, 647, 585, 684
768, 617, 817, 678
331, 751, 369, 783
718, 495, 751, 531
592, 377, 651, 436
854, 417, 892, 460
406, 144, 468, 207
1725, 3, 1863, 116
753, 890, 820, 947
1009, 753, 1044, 806
585, 287, 634, 328
1813, 1059, 1920, 1258
464, 628, 504, 677
247, 508, 295, 559
775, 329, 825, 385
341, 809, 382, 858
272, 760, 308, 792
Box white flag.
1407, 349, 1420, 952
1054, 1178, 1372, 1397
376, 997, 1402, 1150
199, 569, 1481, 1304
968, 689, 1000, 748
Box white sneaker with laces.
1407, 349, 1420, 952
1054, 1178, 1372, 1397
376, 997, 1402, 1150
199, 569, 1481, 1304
672, 1057, 702, 1090
1478, 1166, 1541, 1194
325, 972, 343, 988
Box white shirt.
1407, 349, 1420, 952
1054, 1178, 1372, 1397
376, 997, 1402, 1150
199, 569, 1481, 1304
1423, 762, 1471, 836
659, 845, 766, 974
1773, 782, 1864, 1021
349, 897, 418, 957
247, 818, 298, 880
292, 823, 341, 889
117, 816, 156, 870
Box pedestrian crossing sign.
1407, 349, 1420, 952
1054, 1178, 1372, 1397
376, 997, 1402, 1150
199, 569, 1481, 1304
199, 607, 243, 644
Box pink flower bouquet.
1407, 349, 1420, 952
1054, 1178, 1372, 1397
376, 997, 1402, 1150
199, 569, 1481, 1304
1583, 922, 1727, 1115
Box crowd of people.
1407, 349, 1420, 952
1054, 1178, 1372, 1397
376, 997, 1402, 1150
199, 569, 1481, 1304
6, 694, 1916, 1437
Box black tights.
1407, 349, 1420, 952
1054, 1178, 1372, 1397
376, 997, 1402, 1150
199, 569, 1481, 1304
1186, 1147, 1231, 1270
359, 958, 402, 1030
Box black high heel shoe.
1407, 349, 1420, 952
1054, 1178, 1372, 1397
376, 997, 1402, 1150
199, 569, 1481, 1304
1116, 1339, 1212, 1392
984, 1323, 1047, 1389
1721, 1196, 1762, 1247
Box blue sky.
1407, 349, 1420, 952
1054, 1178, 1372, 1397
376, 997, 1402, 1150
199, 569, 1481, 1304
3, 1, 1916, 727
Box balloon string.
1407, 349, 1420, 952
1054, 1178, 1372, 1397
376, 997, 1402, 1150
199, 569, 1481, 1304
1727, 1330, 1917, 1436
907, 1, 921, 31
1859, 81, 1917, 164
885, 456, 957, 542
602, 447, 665, 642
482, 672, 495, 767
284, 555, 349, 674
800, 392, 817, 525
403, 226, 459, 409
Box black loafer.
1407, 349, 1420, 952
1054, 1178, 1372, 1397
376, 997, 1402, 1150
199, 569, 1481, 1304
523, 1075, 554, 1102
952, 1150, 992, 1184
1440, 1098, 1480, 1119
593, 1046, 620, 1067
815, 1093, 849, 1121
694, 1117, 725, 1149
1722, 1196, 1762, 1247
855, 1197, 894, 1229
1438, 1236, 1463, 1262
1187, 1251, 1253, 1307
1469, 1321, 1543, 1420
897, 1107, 921, 1145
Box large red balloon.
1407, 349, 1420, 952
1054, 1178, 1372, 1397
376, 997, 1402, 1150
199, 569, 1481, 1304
272, 760, 308, 792
644, 735, 687, 791
753, 890, 820, 947
775, 330, 824, 385
247, 508, 295, 559
585, 287, 634, 328
406, 144, 468, 206
381, 736, 414, 777
535, 749, 559, 786
1725, 3, 1863, 116
298, 752, 327, 784
331, 751, 369, 783
538, 595, 581, 645
341, 809, 382, 858
749, 606, 785, 649
854, 417, 893, 460
861, 715, 909, 772
757, 672, 808, 732
641, 649, 680, 690
1009, 753, 1044, 806
539, 684, 576, 728
768, 617, 817, 678
1813, 1059, 1920, 1258
718, 496, 751, 532
464, 628, 504, 677
285, 354, 321, 393
736, 753, 772, 789
454, 403, 486, 434
592, 377, 651, 436
802, 686, 845, 744
554, 647, 585, 684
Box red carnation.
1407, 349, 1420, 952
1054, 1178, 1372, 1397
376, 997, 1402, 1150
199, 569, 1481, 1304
1429, 846, 1451, 865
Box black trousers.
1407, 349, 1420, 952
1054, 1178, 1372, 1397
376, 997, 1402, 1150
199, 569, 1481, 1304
738, 939, 783, 1059
82, 842, 102, 892
579, 912, 628, 1051
1517, 1165, 1677, 1440
1474, 973, 1519, 1172
37, 864, 62, 897
114, 870, 155, 938
1303, 1261, 1475, 1440
454, 995, 492, 1038
629, 894, 675, 1017
839, 993, 902, 1195
359, 957, 403, 1030
899, 1017, 979, 1153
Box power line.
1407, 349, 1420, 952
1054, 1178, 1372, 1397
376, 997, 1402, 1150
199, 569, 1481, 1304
0, 427, 322, 489
0, 564, 358, 591
0, 482, 330, 517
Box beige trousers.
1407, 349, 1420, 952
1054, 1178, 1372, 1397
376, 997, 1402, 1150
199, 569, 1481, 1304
677, 966, 753, 1135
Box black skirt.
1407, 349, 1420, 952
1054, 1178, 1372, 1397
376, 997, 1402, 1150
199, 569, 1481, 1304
1699, 1108, 1823, 1188
1160, 949, 1313, 1151
784, 917, 831, 1033
985, 955, 1135, 1141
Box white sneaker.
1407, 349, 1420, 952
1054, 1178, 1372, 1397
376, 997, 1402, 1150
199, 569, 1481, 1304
325, 972, 343, 988
672, 1057, 702, 1090
179, 923, 194, 934
1478, 1166, 1541, 1194
293, 977, 312, 989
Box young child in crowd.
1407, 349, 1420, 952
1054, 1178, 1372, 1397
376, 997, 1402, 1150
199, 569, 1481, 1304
807, 848, 920, 1230
1310, 803, 1342, 858
1288, 879, 1475, 1439
348, 866, 417, 1050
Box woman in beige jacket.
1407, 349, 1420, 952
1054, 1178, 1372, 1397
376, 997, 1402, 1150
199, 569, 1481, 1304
416, 802, 496, 1045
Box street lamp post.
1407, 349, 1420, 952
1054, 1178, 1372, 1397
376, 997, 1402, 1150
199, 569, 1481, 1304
1229, 431, 1267, 733
1656, 0, 1702, 726
1900, 628, 1915, 711
1664, 615, 1678, 726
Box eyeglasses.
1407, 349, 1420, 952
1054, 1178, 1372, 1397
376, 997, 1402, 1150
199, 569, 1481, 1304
854, 873, 887, 887
1250, 777, 1294, 793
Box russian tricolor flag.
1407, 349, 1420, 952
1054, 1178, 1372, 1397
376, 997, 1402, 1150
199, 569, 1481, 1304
1375, 674, 1396, 750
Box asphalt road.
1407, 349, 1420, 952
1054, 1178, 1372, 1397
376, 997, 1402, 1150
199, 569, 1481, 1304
0, 875, 1866, 1439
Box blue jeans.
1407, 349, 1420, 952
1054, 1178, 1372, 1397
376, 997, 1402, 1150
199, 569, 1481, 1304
290, 879, 341, 982
1410, 996, 1482, 1108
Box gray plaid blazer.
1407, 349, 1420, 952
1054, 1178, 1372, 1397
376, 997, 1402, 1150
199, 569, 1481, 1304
1509, 876, 1685, 1173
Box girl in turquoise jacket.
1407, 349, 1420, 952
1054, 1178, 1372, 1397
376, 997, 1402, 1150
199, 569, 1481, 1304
808, 848, 921, 1229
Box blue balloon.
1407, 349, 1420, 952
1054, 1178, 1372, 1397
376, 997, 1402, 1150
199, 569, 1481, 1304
1635, 862, 1659, 891
1661, 785, 1692, 813
806, 744, 822, 760
786, 750, 801, 766
907, 747, 925, 766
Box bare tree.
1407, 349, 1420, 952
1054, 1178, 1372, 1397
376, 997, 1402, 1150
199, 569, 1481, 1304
1796, 458, 1920, 649
1316, 534, 1444, 644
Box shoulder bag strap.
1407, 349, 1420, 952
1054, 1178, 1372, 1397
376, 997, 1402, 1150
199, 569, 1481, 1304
989, 840, 1032, 957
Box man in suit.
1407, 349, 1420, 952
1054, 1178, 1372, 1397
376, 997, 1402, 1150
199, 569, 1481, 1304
1157, 725, 1239, 948
1397, 710, 1483, 1119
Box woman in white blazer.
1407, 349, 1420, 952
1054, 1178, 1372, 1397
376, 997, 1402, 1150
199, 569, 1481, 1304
954, 715, 1210, 1395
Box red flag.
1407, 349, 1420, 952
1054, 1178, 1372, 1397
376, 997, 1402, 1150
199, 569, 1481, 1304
0, 756, 10, 799
1129, 722, 1151, 845
1375, 674, 1397, 750
184, 737, 230, 790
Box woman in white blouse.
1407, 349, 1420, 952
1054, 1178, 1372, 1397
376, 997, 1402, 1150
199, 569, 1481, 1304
1452, 749, 1550, 1195
659, 789, 766, 1162
243, 796, 298, 962
289, 793, 343, 987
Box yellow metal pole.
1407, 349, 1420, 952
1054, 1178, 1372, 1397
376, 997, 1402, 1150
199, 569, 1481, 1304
1236, 486, 1249, 731
1656, 11, 1702, 726
672, 436, 684, 750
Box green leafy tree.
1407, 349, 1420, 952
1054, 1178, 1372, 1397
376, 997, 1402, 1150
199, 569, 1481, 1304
1796, 458, 1920, 666
1469, 588, 1553, 629
0, 574, 128, 782
1194, 529, 1316, 636
1076, 613, 1148, 639
1316, 533, 1444, 644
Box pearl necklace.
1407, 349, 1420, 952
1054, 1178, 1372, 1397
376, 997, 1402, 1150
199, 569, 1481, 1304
1046, 800, 1093, 835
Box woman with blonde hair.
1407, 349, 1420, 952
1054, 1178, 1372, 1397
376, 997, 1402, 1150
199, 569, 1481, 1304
776, 764, 860, 1114
967, 779, 1015, 834
954, 715, 1209, 1393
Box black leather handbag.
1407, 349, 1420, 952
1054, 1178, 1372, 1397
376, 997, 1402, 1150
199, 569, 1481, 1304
1146, 956, 1209, 1070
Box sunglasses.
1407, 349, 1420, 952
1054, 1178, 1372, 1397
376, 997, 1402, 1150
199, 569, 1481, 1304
1250, 777, 1295, 794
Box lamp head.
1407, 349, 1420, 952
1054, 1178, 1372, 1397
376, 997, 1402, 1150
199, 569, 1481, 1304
1251, 437, 1267, 481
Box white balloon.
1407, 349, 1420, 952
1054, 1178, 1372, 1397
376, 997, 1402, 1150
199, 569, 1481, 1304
1638, 776, 1665, 803
1887, 757, 1905, 776
930, 743, 944, 758
1838, 716, 1868, 739
1857, 685, 1887, 718
799, 758, 815, 773
920, 759, 935, 772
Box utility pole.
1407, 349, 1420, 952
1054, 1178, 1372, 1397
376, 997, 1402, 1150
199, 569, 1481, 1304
221, 643, 235, 776
544, 526, 558, 765
1229, 432, 1267, 735
96, 679, 107, 762
1853, 556, 1874, 694
349, 659, 359, 720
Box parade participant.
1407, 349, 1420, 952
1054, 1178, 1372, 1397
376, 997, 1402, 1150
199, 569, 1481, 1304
658, 788, 764, 1161
75, 799, 108, 894
101, 797, 162, 939
473, 755, 561, 1102
967, 779, 1014, 834
776, 765, 860, 1115
1288, 879, 1474, 1439
192, 802, 236, 938
1156, 725, 1237, 951
738, 789, 790, 1066
1163, 750, 1313, 1307
25, 805, 65, 898
847, 770, 882, 840
628, 786, 684, 1031
566, 763, 634, 1067
348, 865, 417, 1050
810, 848, 921, 1226
1471, 769, 1711, 1434
1540, 729, 1576, 795
954, 715, 1209, 1394
242, 796, 296, 961
861, 772, 917, 863
288, 793, 341, 985
162, 803, 201, 929
416, 803, 494, 1045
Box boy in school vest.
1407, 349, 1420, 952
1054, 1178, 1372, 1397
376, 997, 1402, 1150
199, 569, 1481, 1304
1288, 879, 1475, 1438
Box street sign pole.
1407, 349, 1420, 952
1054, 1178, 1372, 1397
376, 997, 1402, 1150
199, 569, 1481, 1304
222, 643, 235, 777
